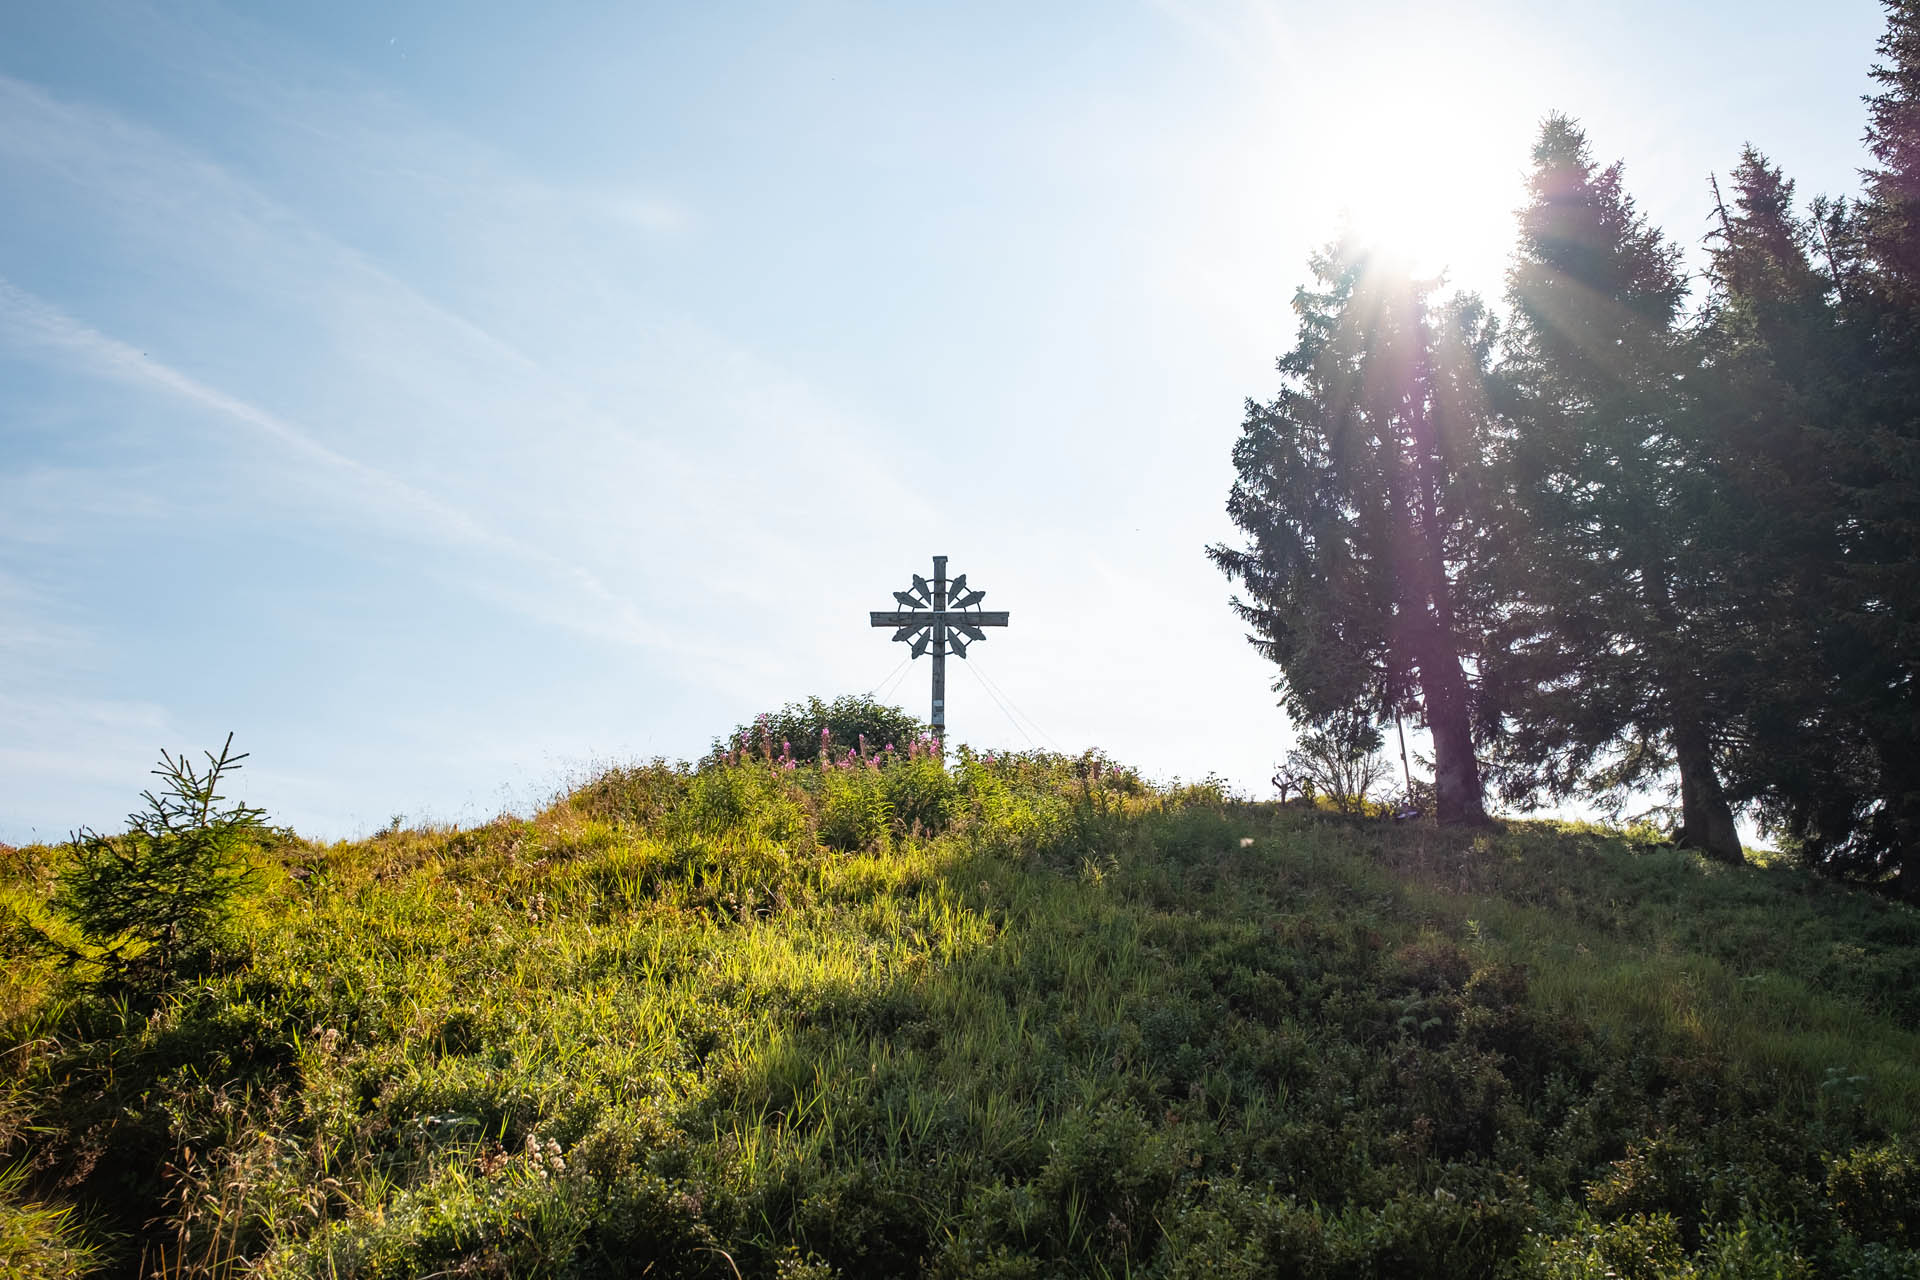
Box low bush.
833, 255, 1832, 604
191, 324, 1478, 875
709, 695, 928, 767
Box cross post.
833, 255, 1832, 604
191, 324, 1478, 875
869, 554, 1010, 744
932, 555, 947, 738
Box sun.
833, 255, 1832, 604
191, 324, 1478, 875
1305, 55, 1532, 293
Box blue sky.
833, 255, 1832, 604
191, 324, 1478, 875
0, 0, 1889, 841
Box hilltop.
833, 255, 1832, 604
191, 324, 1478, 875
3, 748, 1918, 1277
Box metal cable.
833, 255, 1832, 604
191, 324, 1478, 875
961, 658, 1038, 749
967, 657, 1062, 751
866, 653, 914, 703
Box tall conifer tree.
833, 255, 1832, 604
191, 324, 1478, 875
1214, 242, 1493, 825
1488, 117, 1743, 862
1833, 0, 1920, 896
1689, 0, 1920, 898
1698, 151, 1879, 867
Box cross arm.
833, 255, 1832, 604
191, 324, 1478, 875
870, 611, 1011, 628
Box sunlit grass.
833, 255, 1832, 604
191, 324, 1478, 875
3, 752, 1917, 1276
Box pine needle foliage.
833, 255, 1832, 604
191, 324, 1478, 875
1488, 115, 1745, 864
51, 733, 265, 985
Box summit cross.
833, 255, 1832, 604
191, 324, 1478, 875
869, 555, 1010, 742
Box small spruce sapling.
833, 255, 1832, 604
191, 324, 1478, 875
52, 733, 265, 984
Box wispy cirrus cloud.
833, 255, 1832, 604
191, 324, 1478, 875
0, 277, 739, 665
0, 277, 496, 547
0, 49, 937, 722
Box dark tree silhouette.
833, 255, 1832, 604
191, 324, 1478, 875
1214, 241, 1494, 825
1487, 116, 1743, 863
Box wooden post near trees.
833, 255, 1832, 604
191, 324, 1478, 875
869, 555, 1010, 743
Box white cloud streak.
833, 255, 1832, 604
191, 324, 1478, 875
0, 277, 501, 549
0, 60, 940, 706
2, 275, 733, 663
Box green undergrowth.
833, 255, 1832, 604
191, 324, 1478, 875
3, 750, 1919, 1277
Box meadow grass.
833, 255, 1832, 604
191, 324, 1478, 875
2, 750, 1917, 1277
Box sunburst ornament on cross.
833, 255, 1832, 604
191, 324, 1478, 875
869, 555, 1009, 742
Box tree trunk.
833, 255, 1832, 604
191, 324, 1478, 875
1671, 717, 1743, 863
1404, 329, 1491, 829
1421, 648, 1491, 826
1639, 553, 1742, 865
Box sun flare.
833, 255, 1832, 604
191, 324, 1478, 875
1306, 54, 1530, 291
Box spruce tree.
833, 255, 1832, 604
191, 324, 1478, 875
1719, 0, 1920, 897
1832, 0, 1920, 896
1692, 4, 1920, 897
1698, 150, 1882, 869
51, 735, 265, 986
1214, 241, 1493, 825
1488, 116, 1744, 861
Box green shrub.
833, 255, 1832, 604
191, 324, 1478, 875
884, 754, 961, 837
711, 695, 928, 766
685, 767, 768, 840
1829, 1142, 1920, 1246
1283, 709, 1391, 815
1587, 1136, 1711, 1231
1697, 1217, 1815, 1280
1528, 1212, 1692, 1280
818, 768, 893, 852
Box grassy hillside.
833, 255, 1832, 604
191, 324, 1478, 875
4, 749, 1919, 1278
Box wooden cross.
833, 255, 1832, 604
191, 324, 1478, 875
869, 554, 1010, 741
